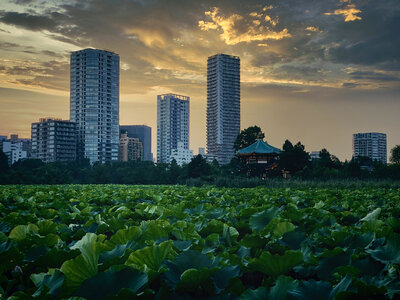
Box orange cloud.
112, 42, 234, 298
198, 7, 291, 45
325, 4, 362, 22
306, 26, 319, 32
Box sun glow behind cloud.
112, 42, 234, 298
324, 4, 362, 22
198, 7, 291, 45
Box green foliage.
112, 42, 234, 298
248, 250, 303, 277
0, 185, 400, 298
125, 240, 173, 272
234, 125, 265, 151
279, 140, 311, 174
187, 154, 211, 178
74, 267, 148, 300
390, 145, 400, 164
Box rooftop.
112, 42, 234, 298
237, 139, 281, 155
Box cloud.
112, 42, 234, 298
348, 70, 399, 82
198, 7, 291, 45
324, 4, 362, 22
0, 11, 57, 31
0, 0, 398, 94
305, 26, 319, 32
342, 82, 359, 88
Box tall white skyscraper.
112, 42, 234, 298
353, 132, 387, 164
157, 94, 190, 163
207, 54, 240, 164
70, 48, 119, 163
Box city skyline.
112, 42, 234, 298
0, 0, 399, 160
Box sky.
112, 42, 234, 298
0, 0, 399, 160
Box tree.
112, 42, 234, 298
278, 140, 311, 175
234, 126, 265, 152
187, 155, 211, 178
390, 145, 400, 164
0, 149, 8, 172
168, 159, 181, 183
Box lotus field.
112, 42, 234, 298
1, 185, 400, 299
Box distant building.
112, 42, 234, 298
207, 53, 240, 165
118, 132, 143, 161
0, 136, 8, 153
1, 134, 31, 165
198, 147, 205, 156
2, 141, 27, 165
353, 132, 387, 164
157, 93, 190, 163
120, 125, 152, 161
31, 118, 76, 162
70, 48, 119, 163
169, 142, 193, 165
310, 151, 321, 161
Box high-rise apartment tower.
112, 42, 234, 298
207, 54, 240, 164
157, 94, 190, 163
70, 48, 119, 163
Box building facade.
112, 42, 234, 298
157, 93, 190, 163
2, 141, 27, 165
207, 53, 240, 165
353, 132, 387, 164
31, 118, 76, 162
169, 142, 193, 165
119, 125, 152, 161
118, 132, 143, 161
310, 151, 321, 161
70, 48, 119, 163
198, 147, 205, 156
1, 134, 31, 165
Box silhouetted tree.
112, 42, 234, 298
234, 126, 265, 151
390, 145, 400, 164
168, 159, 181, 184
278, 140, 311, 175
188, 155, 211, 178
0, 149, 8, 172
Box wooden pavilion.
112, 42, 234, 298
237, 139, 281, 175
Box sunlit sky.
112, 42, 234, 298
0, 0, 399, 160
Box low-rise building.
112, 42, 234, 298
119, 132, 143, 161
120, 125, 153, 161
169, 142, 193, 165
1, 134, 31, 165
310, 151, 321, 161
2, 140, 27, 165
31, 118, 76, 162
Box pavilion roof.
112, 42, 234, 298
237, 139, 281, 155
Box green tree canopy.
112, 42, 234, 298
0, 149, 8, 172
234, 126, 265, 152
187, 155, 211, 178
278, 140, 311, 174
390, 145, 400, 164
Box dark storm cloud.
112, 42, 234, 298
349, 71, 399, 82
342, 82, 359, 89
0, 41, 20, 49
0, 60, 69, 90
0, 11, 57, 31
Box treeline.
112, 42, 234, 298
1, 145, 400, 186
